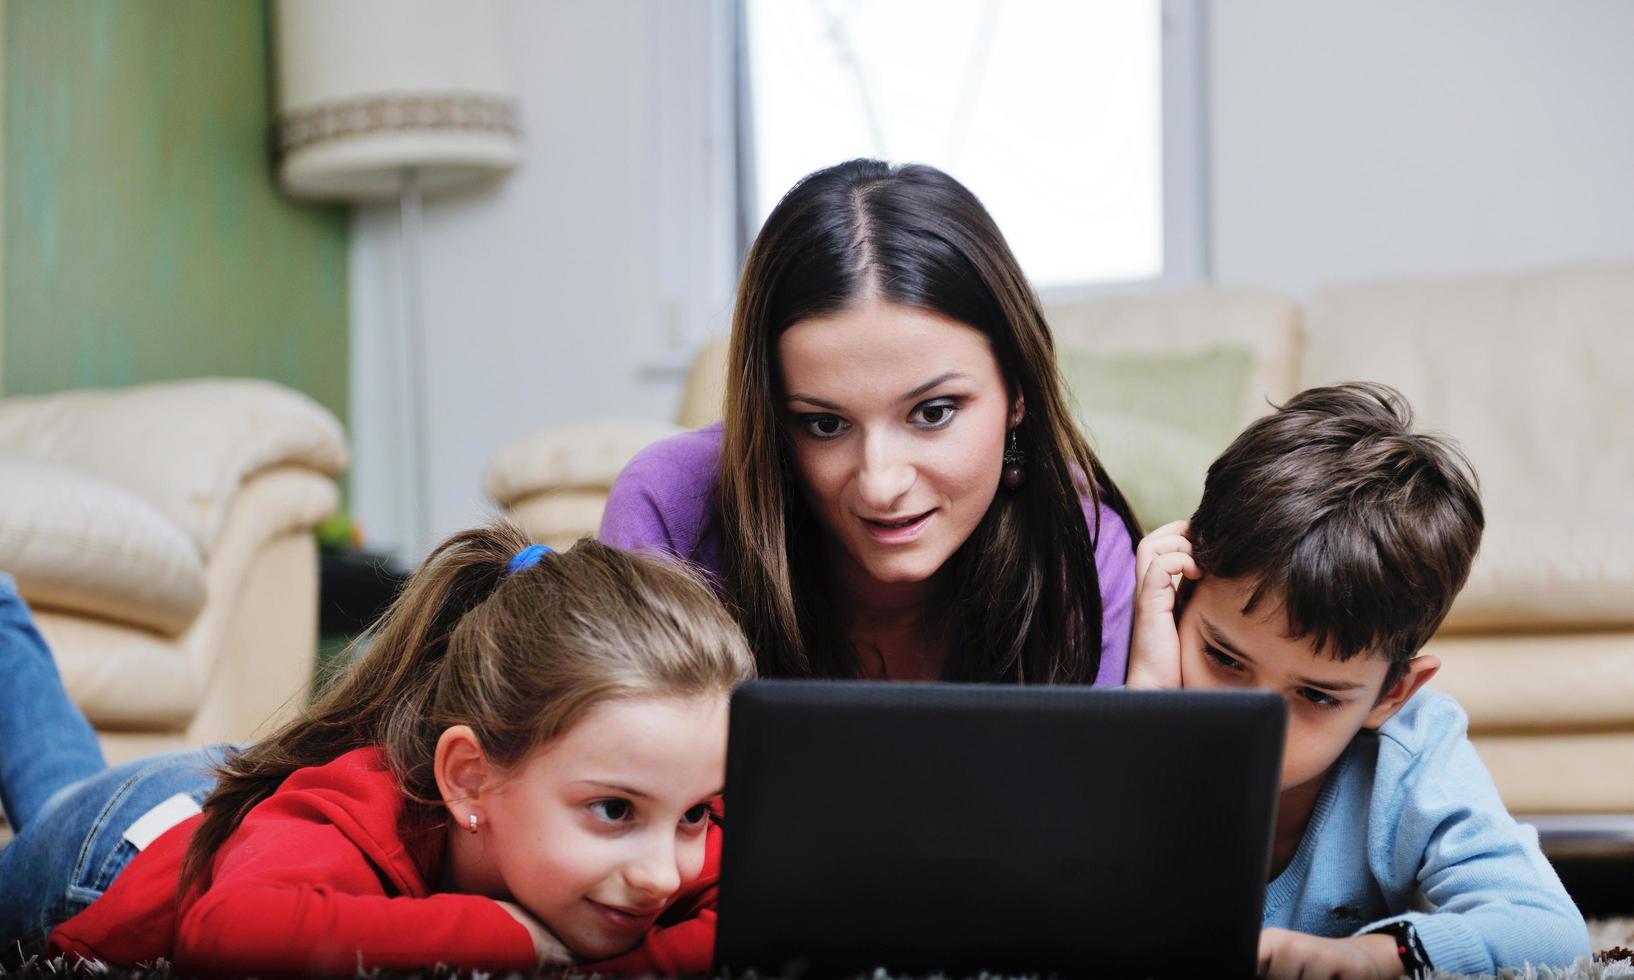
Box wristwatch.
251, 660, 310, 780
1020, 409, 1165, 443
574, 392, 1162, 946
1368, 919, 1433, 977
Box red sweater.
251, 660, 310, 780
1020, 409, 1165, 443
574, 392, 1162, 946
49, 747, 719, 976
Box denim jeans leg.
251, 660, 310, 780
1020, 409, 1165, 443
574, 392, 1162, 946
0, 573, 106, 831
0, 747, 222, 954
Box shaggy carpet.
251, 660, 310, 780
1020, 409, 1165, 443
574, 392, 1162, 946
1, 946, 1631, 980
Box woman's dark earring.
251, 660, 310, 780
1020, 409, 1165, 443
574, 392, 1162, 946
1002, 428, 1026, 490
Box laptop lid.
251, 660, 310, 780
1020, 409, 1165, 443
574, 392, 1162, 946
716, 681, 1286, 978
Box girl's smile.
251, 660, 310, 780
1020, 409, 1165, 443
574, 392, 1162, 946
586, 897, 663, 931
441, 694, 729, 961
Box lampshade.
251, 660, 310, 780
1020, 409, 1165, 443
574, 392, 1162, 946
273, 0, 522, 202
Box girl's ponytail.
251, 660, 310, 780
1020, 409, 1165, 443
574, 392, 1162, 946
180, 524, 753, 896
179, 523, 532, 894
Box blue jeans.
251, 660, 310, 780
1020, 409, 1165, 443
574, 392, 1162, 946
0, 576, 221, 955
0, 749, 222, 955
0, 573, 104, 829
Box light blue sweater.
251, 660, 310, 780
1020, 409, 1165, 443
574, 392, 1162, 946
1262, 689, 1590, 975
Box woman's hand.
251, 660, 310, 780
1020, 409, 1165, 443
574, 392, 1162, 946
1125, 520, 1198, 690
1258, 927, 1406, 980
496, 900, 576, 969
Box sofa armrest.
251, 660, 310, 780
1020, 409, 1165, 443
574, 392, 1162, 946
485, 420, 682, 507
0, 452, 207, 634
0, 378, 348, 557
42, 466, 339, 732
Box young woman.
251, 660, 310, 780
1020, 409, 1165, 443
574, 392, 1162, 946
0, 529, 754, 975
603, 159, 1141, 685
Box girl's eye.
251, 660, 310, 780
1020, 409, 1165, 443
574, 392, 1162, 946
799, 414, 850, 440
1297, 688, 1342, 709
589, 799, 634, 823
681, 803, 712, 827
909, 399, 960, 429
1202, 644, 1243, 672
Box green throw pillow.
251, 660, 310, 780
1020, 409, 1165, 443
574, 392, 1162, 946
1056, 346, 1256, 530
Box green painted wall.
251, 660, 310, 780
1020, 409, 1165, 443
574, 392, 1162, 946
2, 0, 348, 424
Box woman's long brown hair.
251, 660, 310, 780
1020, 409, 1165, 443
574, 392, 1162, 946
179, 525, 754, 893
719, 159, 1141, 684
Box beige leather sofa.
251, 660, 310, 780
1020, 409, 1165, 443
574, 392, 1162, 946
487, 266, 1634, 818
0, 378, 347, 768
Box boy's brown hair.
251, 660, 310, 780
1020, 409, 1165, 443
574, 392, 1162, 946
1188, 383, 1484, 689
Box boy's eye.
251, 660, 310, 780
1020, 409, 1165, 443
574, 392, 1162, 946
1296, 688, 1342, 709
681, 803, 712, 827
589, 798, 635, 823
1202, 644, 1242, 672
909, 398, 960, 429
799, 414, 850, 439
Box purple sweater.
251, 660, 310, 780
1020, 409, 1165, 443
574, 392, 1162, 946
599, 422, 1136, 685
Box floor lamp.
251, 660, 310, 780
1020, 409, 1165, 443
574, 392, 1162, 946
272, 0, 522, 555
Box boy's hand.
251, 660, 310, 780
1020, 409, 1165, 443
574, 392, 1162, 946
1258, 927, 1406, 980
1126, 520, 1198, 690
497, 899, 576, 968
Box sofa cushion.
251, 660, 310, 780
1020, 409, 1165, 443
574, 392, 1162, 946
506, 490, 610, 551
486, 420, 683, 505
0, 453, 207, 635
0, 378, 348, 558
33, 466, 340, 731
1058, 346, 1256, 528
1426, 630, 1634, 732
1303, 266, 1634, 631
36, 608, 201, 729
1043, 286, 1304, 424
1468, 732, 1634, 813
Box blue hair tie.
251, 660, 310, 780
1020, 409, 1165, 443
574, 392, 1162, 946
507, 544, 553, 574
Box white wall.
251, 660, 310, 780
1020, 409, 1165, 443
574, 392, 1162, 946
1208, 0, 1634, 296
350, 0, 737, 559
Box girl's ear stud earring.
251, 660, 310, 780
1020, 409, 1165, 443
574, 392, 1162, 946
467, 812, 479, 834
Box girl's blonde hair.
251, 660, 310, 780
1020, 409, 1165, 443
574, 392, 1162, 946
181, 523, 755, 891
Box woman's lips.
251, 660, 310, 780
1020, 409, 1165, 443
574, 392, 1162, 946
860, 509, 935, 543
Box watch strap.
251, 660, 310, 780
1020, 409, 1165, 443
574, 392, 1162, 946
1368, 919, 1433, 976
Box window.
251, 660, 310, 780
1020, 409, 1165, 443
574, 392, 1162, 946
739, 0, 1204, 291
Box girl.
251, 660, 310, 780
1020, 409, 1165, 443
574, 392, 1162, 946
0, 525, 754, 975
602, 158, 1142, 686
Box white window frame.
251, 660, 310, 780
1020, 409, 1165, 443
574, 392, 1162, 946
732, 0, 1212, 299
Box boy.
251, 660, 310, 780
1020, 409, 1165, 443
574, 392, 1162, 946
1127, 383, 1589, 979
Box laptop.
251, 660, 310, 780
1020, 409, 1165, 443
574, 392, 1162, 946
715, 681, 1286, 978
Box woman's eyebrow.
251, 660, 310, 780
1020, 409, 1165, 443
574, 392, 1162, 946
901, 372, 968, 402
785, 373, 969, 411
785, 392, 844, 411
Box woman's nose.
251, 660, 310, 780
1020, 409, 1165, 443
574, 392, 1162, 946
855, 432, 915, 510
